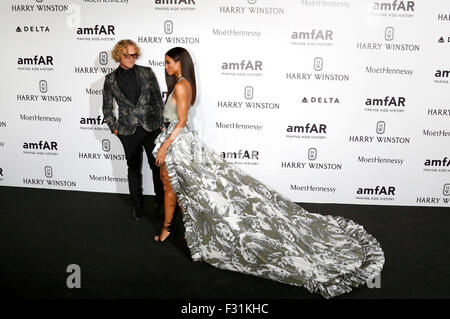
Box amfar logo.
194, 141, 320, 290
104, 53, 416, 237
356, 186, 396, 195
286, 123, 327, 134
16, 26, 50, 32
77, 25, 115, 35
424, 157, 450, 168
434, 69, 450, 85
364, 96, 406, 113
80, 116, 109, 132
23, 141, 58, 150
221, 60, 263, 77
372, 1, 415, 12
222, 60, 262, 71
438, 36, 450, 44
155, 0, 196, 4
80, 116, 106, 125
366, 96, 405, 106
435, 70, 450, 78
292, 29, 333, 40
154, 0, 197, 12
17, 55, 53, 65
220, 150, 259, 160
291, 29, 334, 46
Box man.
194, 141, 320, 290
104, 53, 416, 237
103, 39, 164, 220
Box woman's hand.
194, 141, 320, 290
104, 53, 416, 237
155, 144, 168, 167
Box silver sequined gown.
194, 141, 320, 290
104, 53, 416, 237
153, 88, 385, 299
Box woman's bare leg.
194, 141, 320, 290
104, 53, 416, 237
154, 163, 177, 242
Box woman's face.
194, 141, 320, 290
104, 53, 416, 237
165, 55, 180, 76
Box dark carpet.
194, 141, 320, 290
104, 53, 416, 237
0, 186, 449, 303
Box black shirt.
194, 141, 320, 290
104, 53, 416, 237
116, 65, 140, 105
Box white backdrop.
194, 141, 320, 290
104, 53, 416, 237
1, 0, 449, 207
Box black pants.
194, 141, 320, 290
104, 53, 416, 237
117, 126, 163, 210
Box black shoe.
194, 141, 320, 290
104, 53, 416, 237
131, 207, 143, 221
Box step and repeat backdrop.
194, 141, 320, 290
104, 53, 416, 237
1, 0, 449, 207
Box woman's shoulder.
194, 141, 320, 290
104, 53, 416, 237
174, 78, 191, 94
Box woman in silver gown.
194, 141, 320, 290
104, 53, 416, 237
153, 47, 385, 299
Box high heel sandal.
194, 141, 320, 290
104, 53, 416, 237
154, 222, 175, 242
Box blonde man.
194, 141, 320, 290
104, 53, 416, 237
103, 39, 164, 220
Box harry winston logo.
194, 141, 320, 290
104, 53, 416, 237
39, 80, 47, 93
248, 0, 257, 4
99, 52, 108, 65
244, 86, 254, 99
44, 166, 53, 178
444, 184, 450, 196
376, 121, 386, 134
385, 27, 394, 41
102, 139, 110, 152
308, 148, 317, 160
164, 20, 173, 34
314, 57, 323, 71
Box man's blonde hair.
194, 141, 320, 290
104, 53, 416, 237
111, 39, 141, 62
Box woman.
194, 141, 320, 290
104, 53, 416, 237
153, 47, 385, 299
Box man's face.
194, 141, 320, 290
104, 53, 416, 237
119, 45, 138, 70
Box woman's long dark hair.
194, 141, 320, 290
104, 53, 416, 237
165, 47, 196, 105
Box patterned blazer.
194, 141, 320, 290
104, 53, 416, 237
102, 65, 164, 135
